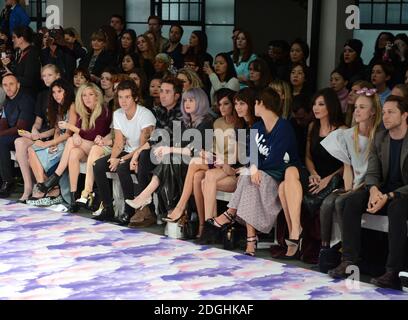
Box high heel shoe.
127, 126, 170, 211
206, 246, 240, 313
125, 195, 152, 210
207, 210, 236, 231
244, 236, 258, 257
76, 190, 95, 208
281, 238, 303, 260
68, 192, 79, 213
37, 173, 61, 194
162, 205, 186, 223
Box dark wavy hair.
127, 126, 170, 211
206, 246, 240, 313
48, 78, 75, 128
310, 87, 344, 145
214, 52, 237, 82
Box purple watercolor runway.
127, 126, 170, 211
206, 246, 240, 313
0, 199, 407, 300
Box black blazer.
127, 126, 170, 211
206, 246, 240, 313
366, 130, 408, 198
79, 49, 115, 77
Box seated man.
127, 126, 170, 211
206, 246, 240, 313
0, 73, 35, 197
93, 80, 156, 223
328, 95, 408, 290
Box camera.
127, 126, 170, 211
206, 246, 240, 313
48, 29, 58, 39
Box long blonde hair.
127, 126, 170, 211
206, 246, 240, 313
75, 83, 104, 130
269, 80, 293, 119
353, 91, 382, 158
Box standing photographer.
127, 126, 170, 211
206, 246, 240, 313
41, 27, 77, 82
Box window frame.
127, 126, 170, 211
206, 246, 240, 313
150, 0, 206, 30
357, 0, 408, 30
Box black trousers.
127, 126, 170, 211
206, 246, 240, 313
133, 149, 156, 196
93, 152, 135, 215
0, 135, 18, 183
342, 189, 408, 272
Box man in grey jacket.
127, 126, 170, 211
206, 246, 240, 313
329, 95, 408, 290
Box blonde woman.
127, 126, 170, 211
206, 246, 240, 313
320, 88, 382, 250
177, 68, 203, 92
14, 64, 61, 202
269, 79, 293, 119
37, 83, 112, 211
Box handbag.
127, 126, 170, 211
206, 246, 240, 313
181, 211, 199, 240
222, 224, 246, 250
303, 174, 343, 214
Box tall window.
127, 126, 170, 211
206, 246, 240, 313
26, 0, 46, 31
358, 0, 408, 29
151, 0, 204, 26
126, 0, 235, 56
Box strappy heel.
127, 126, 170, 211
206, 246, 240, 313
244, 236, 258, 257
207, 210, 236, 230
76, 190, 95, 208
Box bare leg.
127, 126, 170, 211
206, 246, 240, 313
192, 170, 206, 237
166, 157, 208, 220
202, 168, 229, 220
54, 137, 75, 176
278, 181, 292, 236
245, 223, 258, 255
282, 167, 304, 256
284, 167, 303, 240
68, 140, 94, 192
28, 147, 47, 183
14, 137, 35, 200
131, 175, 161, 206
82, 145, 106, 194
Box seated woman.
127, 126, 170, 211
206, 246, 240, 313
14, 64, 61, 202
200, 88, 257, 227
203, 87, 300, 256
37, 83, 112, 211
319, 87, 382, 250
278, 88, 345, 259
125, 87, 214, 222
26, 78, 77, 205
153, 88, 240, 237
202, 52, 240, 110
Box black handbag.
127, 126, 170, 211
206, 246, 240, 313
303, 174, 343, 214
222, 224, 246, 250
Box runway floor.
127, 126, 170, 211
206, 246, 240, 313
0, 199, 407, 300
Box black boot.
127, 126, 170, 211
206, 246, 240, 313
93, 204, 115, 222
68, 192, 79, 213
37, 173, 61, 194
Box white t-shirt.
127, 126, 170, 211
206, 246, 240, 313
113, 105, 156, 153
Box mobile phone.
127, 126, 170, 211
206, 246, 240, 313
1, 52, 6, 59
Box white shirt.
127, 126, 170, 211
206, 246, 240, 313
113, 105, 156, 153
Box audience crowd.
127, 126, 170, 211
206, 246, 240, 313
0, 2, 407, 291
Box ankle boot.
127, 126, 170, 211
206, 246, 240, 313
38, 173, 61, 194
68, 192, 79, 213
